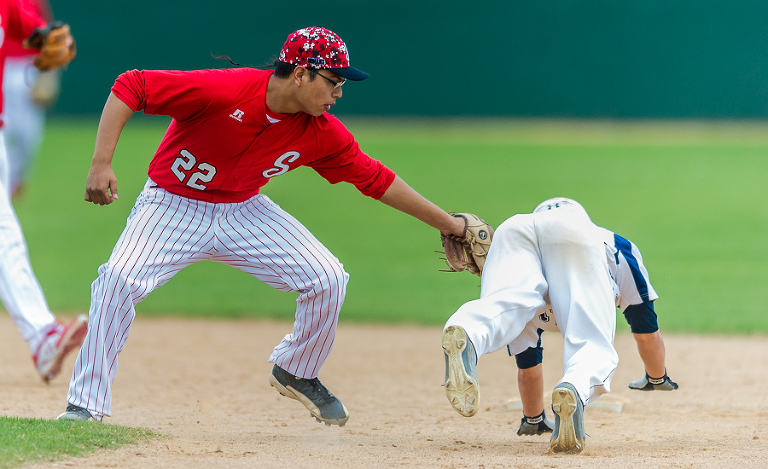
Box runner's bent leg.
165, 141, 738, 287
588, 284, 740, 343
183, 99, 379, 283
445, 214, 547, 359
536, 211, 617, 406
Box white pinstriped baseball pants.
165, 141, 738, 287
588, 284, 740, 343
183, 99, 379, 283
445, 207, 618, 406
67, 179, 349, 418
0, 130, 58, 353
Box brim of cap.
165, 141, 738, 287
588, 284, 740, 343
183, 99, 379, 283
329, 66, 369, 81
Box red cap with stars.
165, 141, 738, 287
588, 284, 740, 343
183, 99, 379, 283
279, 26, 369, 81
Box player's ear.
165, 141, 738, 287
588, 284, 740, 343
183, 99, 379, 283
294, 66, 306, 87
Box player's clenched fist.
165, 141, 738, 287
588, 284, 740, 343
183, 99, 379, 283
84, 163, 118, 205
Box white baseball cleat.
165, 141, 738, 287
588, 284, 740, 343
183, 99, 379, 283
33, 314, 88, 383
550, 382, 586, 453
442, 325, 479, 417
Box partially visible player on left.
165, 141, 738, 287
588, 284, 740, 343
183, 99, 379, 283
0, 0, 84, 382
2, 0, 61, 199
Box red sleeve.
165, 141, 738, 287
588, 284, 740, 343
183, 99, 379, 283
111, 69, 241, 121
308, 116, 396, 200
111, 70, 147, 111
32, 0, 54, 21
4, 0, 45, 43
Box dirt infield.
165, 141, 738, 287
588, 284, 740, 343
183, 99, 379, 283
1, 315, 767, 468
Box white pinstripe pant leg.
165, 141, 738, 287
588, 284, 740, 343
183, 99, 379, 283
212, 194, 348, 379
68, 182, 218, 418
0, 131, 57, 353
69, 186, 349, 417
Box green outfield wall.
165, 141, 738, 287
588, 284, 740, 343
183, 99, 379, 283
47, 1, 768, 118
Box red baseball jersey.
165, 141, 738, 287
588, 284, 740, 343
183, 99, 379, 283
112, 68, 396, 203
0, 0, 45, 115
4, 0, 50, 57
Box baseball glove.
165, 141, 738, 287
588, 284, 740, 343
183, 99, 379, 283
439, 213, 494, 277
23, 22, 77, 71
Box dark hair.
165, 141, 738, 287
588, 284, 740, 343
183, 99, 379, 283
273, 60, 295, 78
273, 60, 318, 81
211, 53, 255, 68
210, 55, 317, 81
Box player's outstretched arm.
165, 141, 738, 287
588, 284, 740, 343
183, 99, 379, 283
84, 92, 134, 205
378, 176, 465, 237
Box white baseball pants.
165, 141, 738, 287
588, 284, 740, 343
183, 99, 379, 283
3, 57, 46, 193
444, 207, 618, 405
67, 179, 349, 418
0, 130, 57, 353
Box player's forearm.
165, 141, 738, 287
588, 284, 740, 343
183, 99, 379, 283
378, 176, 465, 236
91, 92, 134, 167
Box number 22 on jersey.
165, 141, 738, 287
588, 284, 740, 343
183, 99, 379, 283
171, 150, 217, 190
171, 149, 301, 190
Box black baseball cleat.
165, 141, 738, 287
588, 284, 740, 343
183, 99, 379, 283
628, 372, 679, 391
269, 364, 349, 426
57, 403, 96, 421
517, 411, 555, 436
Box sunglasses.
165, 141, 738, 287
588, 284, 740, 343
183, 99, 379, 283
309, 69, 346, 90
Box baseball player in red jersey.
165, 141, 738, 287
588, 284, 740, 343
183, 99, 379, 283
3, 0, 60, 199
0, 0, 87, 382
58, 26, 468, 425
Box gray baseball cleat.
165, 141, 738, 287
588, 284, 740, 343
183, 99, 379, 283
550, 382, 586, 453
442, 325, 479, 417
517, 411, 555, 436
57, 404, 95, 421
269, 365, 349, 426
629, 373, 678, 391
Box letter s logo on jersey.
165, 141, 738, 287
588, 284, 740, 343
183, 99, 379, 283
263, 151, 300, 178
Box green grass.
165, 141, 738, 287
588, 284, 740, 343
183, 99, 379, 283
10, 117, 768, 333
0, 417, 160, 469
